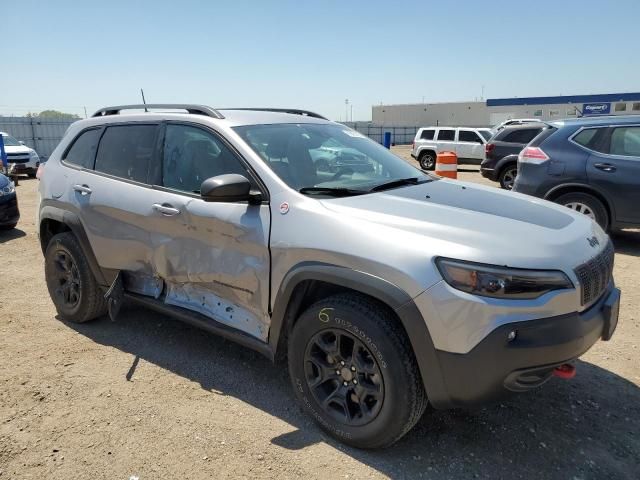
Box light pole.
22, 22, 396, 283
345, 99, 349, 123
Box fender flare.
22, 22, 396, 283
39, 202, 108, 286
543, 182, 616, 222
494, 154, 519, 176
268, 262, 452, 408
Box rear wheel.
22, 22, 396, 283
499, 164, 517, 190
288, 293, 427, 448
418, 151, 436, 170
554, 192, 609, 230
44, 232, 107, 323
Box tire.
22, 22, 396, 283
44, 232, 107, 323
0, 223, 17, 230
418, 151, 436, 170
288, 293, 427, 448
554, 192, 609, 230
28, 173, 37, 179
498, 164, 517, 190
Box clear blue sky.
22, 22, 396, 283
2, 0, 638, 121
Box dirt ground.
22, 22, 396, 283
1, 150, 639, 479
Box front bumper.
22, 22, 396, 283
0, 194, 20, 226
432, 285, 620, 407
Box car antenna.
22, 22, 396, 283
140, 88, 148, 112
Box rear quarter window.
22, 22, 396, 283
63, 129, 102, 169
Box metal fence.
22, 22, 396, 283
342, 123, 419, 145
0, 116, 78, 159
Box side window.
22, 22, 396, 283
610, 127, 640, 157
573, 128, 601, 150
437, 129, 455, 141
458, 130, 482, 143
162, 124, 249, 194
420, 129, 435, 140
94, 125, 157, 182
502, 128, 542, 144
64, 129, 101, 169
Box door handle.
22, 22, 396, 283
594, 163, 617, 173
73, 184, 92, 195
152, 203, 180, 216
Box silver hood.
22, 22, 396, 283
319, 179, 609, 273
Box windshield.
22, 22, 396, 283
478, 130, 492, 141
1, 134, 21, 147
234, 123, 431, 194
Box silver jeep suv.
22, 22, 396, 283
37, 104, 620, 448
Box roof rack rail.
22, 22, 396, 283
92, 104, 224, 119
221, 108, 328, 120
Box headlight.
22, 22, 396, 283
30, 151, 39, 160
0, 182, 15, 196
436, 258, 573, 299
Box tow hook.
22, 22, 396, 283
553, 363, 576, 379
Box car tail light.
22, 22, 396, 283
36, 162, 45, 180
485, 143, 495, 154
519, 146, 549, 164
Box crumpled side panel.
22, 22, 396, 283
164, 281, 267, 340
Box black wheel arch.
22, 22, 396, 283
39, 203, 108, 287
495, 154, 518, 176
269, 263, 452, 408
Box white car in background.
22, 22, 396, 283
411, 126, 492, 170
1, 132, 40, 177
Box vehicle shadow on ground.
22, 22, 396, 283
65, 307, 640, 479
0, 227, 27, 243
612, 229, 640, 257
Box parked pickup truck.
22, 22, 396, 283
411, 127, 492, 170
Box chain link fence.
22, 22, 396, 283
342, 123, 419, 145
0, 117, 78, 159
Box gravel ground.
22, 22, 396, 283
1, 150, 639, 479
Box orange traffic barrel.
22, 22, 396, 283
435, 151, 458, 179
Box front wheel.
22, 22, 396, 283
288, 294, 427, 449
554, 192, 609, 230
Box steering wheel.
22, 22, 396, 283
331, 166, 355, 181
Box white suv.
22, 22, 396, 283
411, 127, 492, 170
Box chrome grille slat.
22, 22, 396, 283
574, 241, 615, 305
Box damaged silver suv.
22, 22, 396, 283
38, 104, 620, 448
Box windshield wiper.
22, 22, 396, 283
369, 177, 423, 192
299, 187, 367, 197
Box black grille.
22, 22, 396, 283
574, 241, 615, 305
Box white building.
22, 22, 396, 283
372, 93, 640, 127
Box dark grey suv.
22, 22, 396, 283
513, 115, 640, 231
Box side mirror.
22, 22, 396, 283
200, 174, 262, 204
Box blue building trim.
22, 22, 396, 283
486, 93, 640, 107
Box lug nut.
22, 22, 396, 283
340, 361, 345, 366
353, 379, 358, 385
343, 381, 348, 386
507, 330, 517, 342
350, 366, 356, 372
335, 370, 341, 375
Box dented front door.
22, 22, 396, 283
146, 189, 271, 341
143, 122, 272, 341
